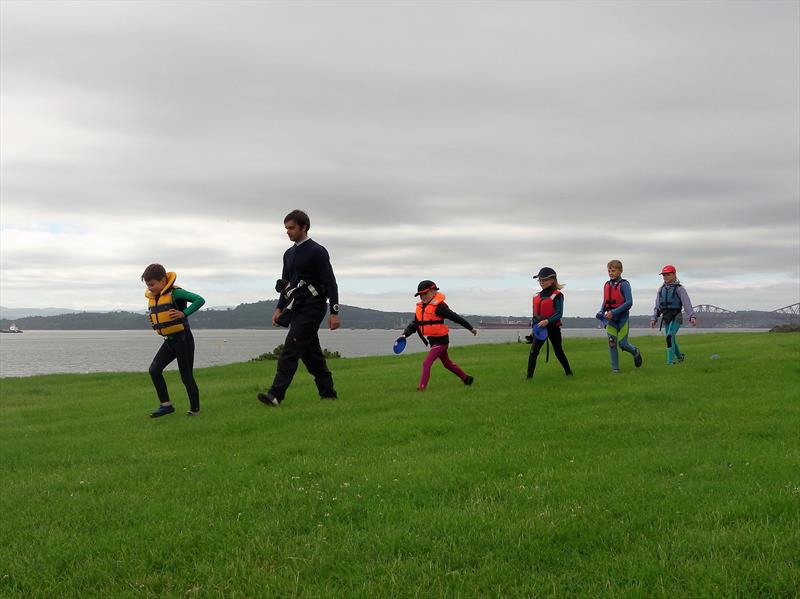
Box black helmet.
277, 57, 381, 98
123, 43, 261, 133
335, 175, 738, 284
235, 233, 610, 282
535, 267, 557, 279
415, 280, 439, 296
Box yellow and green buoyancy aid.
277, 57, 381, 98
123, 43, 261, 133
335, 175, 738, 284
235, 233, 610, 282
145, 272, 186, 336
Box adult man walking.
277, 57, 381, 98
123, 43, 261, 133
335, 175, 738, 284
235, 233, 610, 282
258, 210, 340, 406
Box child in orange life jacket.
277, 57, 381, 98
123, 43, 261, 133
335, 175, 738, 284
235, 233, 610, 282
142, 263, 206, 418
527, 267, 573, 379
400, 280, 477, 391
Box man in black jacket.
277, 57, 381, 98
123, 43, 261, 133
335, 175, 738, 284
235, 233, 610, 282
258, 210, 340, 406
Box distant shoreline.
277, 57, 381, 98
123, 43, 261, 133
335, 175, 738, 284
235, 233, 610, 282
1, 298, 796, 331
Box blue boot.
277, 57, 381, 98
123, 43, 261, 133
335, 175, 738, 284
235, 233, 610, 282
150, 404, 175, 418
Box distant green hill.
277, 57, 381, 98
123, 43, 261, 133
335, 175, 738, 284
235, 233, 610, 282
0, 300, 415, 331
1, 300, 794, 330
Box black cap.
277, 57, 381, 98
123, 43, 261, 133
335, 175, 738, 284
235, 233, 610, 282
535, 267, 557, 279
415, 280, 438, 296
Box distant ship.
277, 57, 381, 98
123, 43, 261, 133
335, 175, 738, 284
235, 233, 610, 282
0, 323, 23, 333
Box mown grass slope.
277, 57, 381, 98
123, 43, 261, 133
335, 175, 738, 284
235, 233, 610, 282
1, 333, 798, 597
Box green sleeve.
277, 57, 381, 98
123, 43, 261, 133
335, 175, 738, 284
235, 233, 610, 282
173, 288, 206, 317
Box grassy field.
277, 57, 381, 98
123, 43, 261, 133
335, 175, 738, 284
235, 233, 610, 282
1, 332, 798, 598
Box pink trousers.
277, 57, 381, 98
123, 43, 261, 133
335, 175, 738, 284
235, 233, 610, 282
419, 344, 467, 389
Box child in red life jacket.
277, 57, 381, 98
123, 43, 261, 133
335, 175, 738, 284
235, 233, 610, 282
600, 259, 642, 373
400, 280, 477, 391
527, 267, 573, 379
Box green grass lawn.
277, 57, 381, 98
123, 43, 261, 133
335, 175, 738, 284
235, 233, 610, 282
1, 333, 799, 598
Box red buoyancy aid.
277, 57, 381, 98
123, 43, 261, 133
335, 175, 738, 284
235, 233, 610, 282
533, 289, 562, 326
603, 279, 627, 310
415, 292, 449, 337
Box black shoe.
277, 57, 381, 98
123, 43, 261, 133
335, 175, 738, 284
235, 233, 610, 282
320, 394, 338, 400
633, 349, 643, 368
463, 375, 474, 386
565, 370, 574, 376
150, 405, 175, 418
257, 392, 280, 407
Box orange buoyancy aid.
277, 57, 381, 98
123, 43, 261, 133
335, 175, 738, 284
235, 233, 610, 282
415, 292, 449, 337
603, 279, 627, 310
145, 272, 186, 336
533, 289, 562, 326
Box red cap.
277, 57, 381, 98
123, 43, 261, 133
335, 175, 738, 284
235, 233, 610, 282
660, 264, 677, 275
414, 280, 438, 296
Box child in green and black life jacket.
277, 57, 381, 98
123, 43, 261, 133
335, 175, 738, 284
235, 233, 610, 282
400, 280, 477, 391
527, 267, 573, 380
599, 259, 642, 373
650, 264, 697, 365
142, 263, 206, 418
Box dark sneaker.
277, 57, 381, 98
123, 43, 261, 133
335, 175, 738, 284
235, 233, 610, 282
463, 375, 474, 386
150, 405, 175, 418
565, 371, 574, 376
633, 349, 643, 368
257, 392, 280, 407
320, 394, 338, 400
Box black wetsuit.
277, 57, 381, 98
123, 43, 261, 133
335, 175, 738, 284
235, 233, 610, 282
269, 238, 339, 401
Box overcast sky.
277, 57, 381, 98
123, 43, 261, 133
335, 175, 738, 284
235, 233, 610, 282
1, 0, 798, 318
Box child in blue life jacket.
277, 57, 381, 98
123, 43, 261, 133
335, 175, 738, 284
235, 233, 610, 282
400, 280, 477, 391
600, 259, 642, 373
527, 267, 573, 379
650, 264, 697, 364
142, 263, 206, 417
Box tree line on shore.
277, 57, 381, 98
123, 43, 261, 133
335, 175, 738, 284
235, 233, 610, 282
1, 299, 795, 331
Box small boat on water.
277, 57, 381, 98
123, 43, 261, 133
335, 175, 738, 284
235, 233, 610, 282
0, 323, 23, 333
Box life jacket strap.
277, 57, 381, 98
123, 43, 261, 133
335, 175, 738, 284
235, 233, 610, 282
152, 319, 184, 331
149, 303, 176, 314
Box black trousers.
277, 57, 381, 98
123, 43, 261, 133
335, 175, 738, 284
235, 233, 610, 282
269, 301, 336, 400
527, 325, 572, 378
149, 330, 200, 411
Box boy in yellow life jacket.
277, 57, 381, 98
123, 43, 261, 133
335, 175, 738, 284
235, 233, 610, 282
400, 280, 477, 391
142, 263, 206, 417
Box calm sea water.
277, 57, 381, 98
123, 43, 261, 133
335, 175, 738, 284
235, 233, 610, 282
0, 328, 768, 378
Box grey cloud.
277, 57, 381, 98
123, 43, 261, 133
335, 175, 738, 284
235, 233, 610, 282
1, 1, 797, 311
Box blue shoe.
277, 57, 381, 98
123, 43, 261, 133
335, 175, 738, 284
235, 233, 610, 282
633, 349, 643, 368
150, 405, 175, 418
